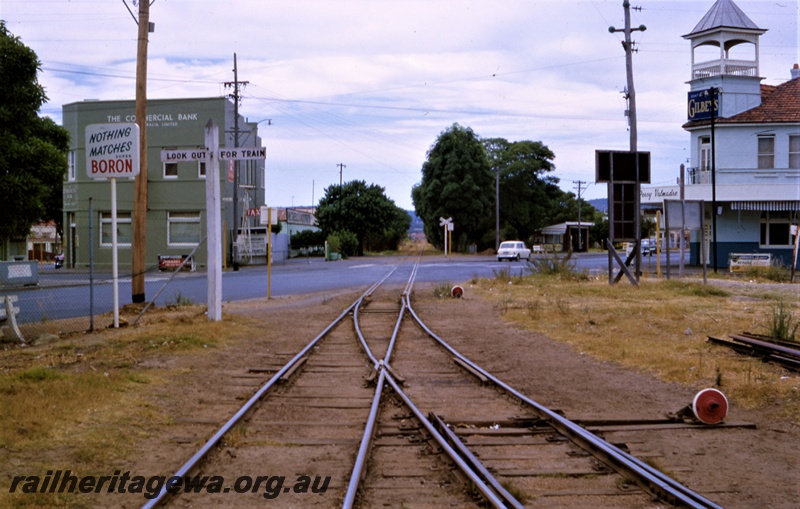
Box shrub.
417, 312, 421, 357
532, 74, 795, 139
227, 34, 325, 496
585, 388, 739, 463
742, 260, 790, 282
335, 230, 358, 258
527, 253, 588, 280
769, 300, 799, 341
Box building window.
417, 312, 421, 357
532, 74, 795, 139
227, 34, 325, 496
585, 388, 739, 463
198, 161, 207, 178
164, 162, 178, 178
699, 136, 711, 171
167, 211, 201, 246
760, 211, 796, 247
100, 212, 132, 247
790, 135, 800, 169
758, 136, 774, 169
68, 151, 76, 181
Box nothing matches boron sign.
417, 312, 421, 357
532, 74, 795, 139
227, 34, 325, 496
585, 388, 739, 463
85, 123, 140, 179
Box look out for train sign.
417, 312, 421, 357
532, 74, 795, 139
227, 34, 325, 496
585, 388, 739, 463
85, 123, 140, 179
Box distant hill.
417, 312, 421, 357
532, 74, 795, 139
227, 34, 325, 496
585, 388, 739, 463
408, 210, 424, 234
587, 198, 607, 213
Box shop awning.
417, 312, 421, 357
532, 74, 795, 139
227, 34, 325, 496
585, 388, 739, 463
730, 201, 800, 211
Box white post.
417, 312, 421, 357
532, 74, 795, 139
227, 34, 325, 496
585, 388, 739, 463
267, 207, 272, 300
111, 177, 119, 328
443, 224, 448, 257
205, 120, 223, 321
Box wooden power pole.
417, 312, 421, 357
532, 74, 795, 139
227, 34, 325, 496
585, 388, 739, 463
132, 0, 150, 303
224, 54, 248, 271
609, 0, 646, 281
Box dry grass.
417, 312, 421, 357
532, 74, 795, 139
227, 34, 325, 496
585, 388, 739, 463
476, 273, 800, 424
0, 306, 268, 508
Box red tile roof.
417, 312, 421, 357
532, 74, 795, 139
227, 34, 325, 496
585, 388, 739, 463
721, 79, 800, 123
683, 77, 800, 128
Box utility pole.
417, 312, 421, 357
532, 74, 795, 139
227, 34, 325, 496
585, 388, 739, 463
495, 167, 500, 251
224, 54, 248, 271
709, 86, 718, 273
609, 1, 646, 280
337, 163, 346, 186
573, 180, 587, 251
131, 0, 152, 303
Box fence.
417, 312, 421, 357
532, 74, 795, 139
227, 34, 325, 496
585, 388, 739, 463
0, 245, 209, 344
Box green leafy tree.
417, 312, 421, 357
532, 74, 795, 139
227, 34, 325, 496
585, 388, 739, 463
412, 124, 493, 251
0, 22, 69, 242
484, 138, 558, 242
291, 229, 325, 249
364, 206, 412, 252
316, 180, 410, 256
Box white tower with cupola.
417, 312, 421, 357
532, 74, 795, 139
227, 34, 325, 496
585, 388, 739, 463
682, 0, 767, 118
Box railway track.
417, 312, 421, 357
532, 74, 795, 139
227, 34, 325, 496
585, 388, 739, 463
144, 258, 727, 508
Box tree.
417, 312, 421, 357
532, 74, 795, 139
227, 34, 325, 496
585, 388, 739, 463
412, 124, 493, 251
484, 138, 559, 243
315, 180, 410, 256
0, 22, 69, 242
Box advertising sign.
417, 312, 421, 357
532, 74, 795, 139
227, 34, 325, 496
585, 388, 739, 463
687, 89, 719, 121
85, 123, 140, 179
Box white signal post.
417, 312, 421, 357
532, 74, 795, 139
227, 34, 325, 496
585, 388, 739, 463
160, 139, 266, 320
439, 217, 453, 257
86, 123, 140, 328
194, 127, 268, 320
204, 121, 223, 321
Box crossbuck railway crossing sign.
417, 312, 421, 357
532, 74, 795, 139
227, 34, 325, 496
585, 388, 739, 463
160, 147, 266, 162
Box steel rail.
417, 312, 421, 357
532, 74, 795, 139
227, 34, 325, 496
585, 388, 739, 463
384, 372, 509, 508
342, 368, 386, 509
344, 257, 420, 506
430, 413, 525, 509
403, 295, 724, 509
353, 268, 401, 369
729, 333, 800, 360
708, 335, 800, 371
141, 264, 400, 509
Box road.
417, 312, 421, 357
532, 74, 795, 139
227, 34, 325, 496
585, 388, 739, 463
3, 252, 692, 325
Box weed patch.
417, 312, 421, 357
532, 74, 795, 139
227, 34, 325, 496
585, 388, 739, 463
474, 275, 800, 424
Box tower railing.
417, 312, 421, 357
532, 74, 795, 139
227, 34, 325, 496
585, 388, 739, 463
692, 59, 757, 79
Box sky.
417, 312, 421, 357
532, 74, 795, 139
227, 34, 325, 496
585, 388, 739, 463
3, 0, 798, 210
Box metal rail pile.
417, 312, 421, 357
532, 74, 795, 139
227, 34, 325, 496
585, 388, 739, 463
708, 332, 800, 371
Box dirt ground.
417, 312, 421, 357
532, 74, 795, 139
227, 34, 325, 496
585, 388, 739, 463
2, 281, 799, 508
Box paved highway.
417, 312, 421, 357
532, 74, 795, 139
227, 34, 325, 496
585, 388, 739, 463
4, 252, 691, 325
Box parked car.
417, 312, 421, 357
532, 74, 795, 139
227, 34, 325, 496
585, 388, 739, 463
497, 241, 531, 262
626, 239, 652, 257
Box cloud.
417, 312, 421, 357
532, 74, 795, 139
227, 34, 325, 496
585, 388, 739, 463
6, 0, 797, 207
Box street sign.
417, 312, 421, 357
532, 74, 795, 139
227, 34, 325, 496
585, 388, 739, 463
86, 123, 140, 179
160, 147, 265, 162
260, 206, 278, 225
439, 217, 452, 226
219, 147, 266, 160
160, 149, 209, 162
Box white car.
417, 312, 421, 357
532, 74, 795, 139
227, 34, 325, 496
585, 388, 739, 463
497, 241, 531, 262
626, 239, 653, 257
